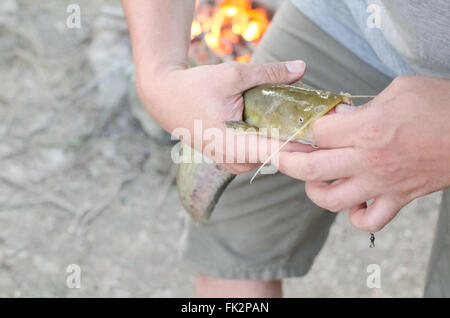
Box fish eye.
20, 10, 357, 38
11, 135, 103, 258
298, 116, 304, 124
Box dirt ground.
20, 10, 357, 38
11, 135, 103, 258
0, 0, 442, 297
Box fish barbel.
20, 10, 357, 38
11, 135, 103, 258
176, 83, 352, 222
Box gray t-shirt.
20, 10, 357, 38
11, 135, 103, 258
291, 0, 450, 78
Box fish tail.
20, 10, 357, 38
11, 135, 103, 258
176, 145, 236, 222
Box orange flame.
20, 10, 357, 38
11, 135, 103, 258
191, 20, 202, 39
192, 0, 270, 61
235, 54, 252, 63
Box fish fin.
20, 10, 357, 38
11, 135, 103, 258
176, 145, 236, 222
250, 124, 309, 184
293, 81, 317, 90
224, 121, 259, 133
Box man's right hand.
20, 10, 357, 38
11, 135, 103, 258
137, 60, 311, 174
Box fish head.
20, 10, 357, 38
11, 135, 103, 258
243, 84, 347, 144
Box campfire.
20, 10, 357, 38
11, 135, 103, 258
189, 0, 272, 64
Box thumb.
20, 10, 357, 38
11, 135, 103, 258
233, 60, 306, 91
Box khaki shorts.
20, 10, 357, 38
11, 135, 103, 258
181, 0, 450, 297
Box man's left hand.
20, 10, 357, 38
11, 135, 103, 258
278, 75, 450, 232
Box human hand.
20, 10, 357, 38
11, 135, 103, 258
137, 60, 313, 174
278, 75, 450, 232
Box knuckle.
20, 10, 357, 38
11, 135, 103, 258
366, 152, 387, 169
227, 62, 245, 83
305, 182, 344, 212
391, 75, 408, 88
390, 75, 415, 92
262, 64, 283, 83
302, 159, 320, 180
359, 122, 383, 144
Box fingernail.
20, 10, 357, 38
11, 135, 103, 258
285, 60, 306, 73
336, 104, 357, 113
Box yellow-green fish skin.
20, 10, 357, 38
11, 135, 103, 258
177, 84, 349, 222
238, 84, 346, 144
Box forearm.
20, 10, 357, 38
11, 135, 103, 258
122, 0, 195, 82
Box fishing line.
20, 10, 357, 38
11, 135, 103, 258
349, 95, 376, 98
248, 94, 375, 183
249, 92, 377, 247
249, 123, 309, 184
